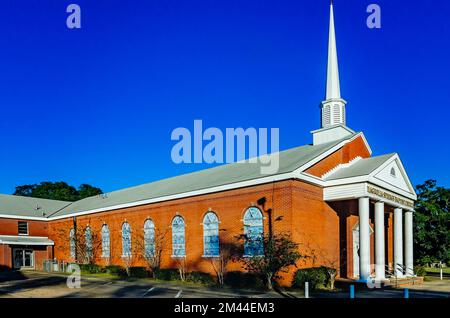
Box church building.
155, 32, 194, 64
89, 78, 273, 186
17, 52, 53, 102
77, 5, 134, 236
0, 3, 418, 286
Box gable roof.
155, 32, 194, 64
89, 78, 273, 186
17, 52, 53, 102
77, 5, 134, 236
47, 133, 358, 219
0, 194, 70, 219
325, 154, 396, 181
323, 153, 417, 200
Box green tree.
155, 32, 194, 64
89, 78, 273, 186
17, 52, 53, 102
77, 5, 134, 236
239, 233, 302, 290
13, 181, 103, 201
414, 180, 450, 265
78, 184, 103, 200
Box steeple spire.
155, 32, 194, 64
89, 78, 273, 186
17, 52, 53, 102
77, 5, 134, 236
311, 1, 354, 145
326, 1, 341, 100
320, 1, 347, 128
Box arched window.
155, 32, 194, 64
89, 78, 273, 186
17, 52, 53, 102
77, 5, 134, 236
85, 226, 93, 261
69, 228, 76, 259
172, 216, 185, 257
243, 207, 264, 256
101, 224, 110, 258
144, 219, 155, 257
203, 212, 219, 257
122, 222, 132, 257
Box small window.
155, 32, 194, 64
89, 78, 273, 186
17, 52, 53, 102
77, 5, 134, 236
18, 222, 28, 235
390, 167, 396, 177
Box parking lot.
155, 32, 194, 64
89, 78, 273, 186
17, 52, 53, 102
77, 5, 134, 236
0, 271, 276, 298
0, 271, 449, 298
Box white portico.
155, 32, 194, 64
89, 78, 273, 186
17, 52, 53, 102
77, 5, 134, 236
322, 154, 417, 281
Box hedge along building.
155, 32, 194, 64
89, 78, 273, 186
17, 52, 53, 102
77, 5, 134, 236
0, 3, 417, 285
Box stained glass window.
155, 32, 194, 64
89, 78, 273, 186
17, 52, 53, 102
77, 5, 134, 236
144, 219, 155, 257
122, 222, 132, 257
172, 216, 185, 257
85, 226, 93, 261
203, 212, 219, 257
243, 207, 264, 256
69, 228, 76, 258
101, 224, 110, 258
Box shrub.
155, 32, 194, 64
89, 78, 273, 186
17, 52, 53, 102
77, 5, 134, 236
79, 264, 103, 274
104, 265, 126, 277
129, 267, 149, 278
414, 265, 427, 277
292, 267, 328, 290
224, 271, 265, 289
154, 268, 180, 281
186, 271, 215, 285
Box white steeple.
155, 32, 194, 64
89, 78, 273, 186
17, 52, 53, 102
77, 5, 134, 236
312, 1, 354, 145
321, 1, 347, 128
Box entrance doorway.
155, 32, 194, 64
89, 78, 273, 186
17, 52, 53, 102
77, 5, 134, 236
13, 249, 34, 269
352, 223, 373, 278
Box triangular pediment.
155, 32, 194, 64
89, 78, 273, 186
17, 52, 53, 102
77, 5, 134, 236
371, 155, 416, 197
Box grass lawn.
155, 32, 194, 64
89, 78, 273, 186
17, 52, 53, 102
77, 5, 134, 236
425, 267, 450, 274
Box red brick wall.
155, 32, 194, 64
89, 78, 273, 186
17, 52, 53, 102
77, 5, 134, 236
0, 218, 48, 237
49, 181, 291, 267
0, 245, 11, 269
47, 180, 351, 286
0, 218, 52, 269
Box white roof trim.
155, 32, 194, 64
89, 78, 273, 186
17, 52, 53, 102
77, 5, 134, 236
370, 153, 416, 196
322, 154, 417, 201
321, 156, 362, 179
0, 214, 48, 221
0, 235, 54, 246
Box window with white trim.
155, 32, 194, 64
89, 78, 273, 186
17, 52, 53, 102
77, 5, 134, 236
85, 226, 93, 261
203, 212, 219, 257
18, 221, 28, 235
69, 228, 76, 259
101, 224, 110, 258
144, 219, 155, 257
122, 222, 132, 257
243, 207, 264, 256
172, 216, 185, 257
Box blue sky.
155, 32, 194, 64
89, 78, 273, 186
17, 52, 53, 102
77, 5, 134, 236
0, 0, 449, 194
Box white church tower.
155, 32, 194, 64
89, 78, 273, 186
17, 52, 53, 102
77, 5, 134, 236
312, 1, 355, 145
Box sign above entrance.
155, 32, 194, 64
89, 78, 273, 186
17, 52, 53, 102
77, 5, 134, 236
367, 185, 414, 208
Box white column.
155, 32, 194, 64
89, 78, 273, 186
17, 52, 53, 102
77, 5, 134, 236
404, 210, 414, 276
375, 201, 385, 281
394, 208, 404, 277
358, 197, 371, 281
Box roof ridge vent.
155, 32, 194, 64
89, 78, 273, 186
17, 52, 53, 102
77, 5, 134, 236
321, 156, 362, 179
